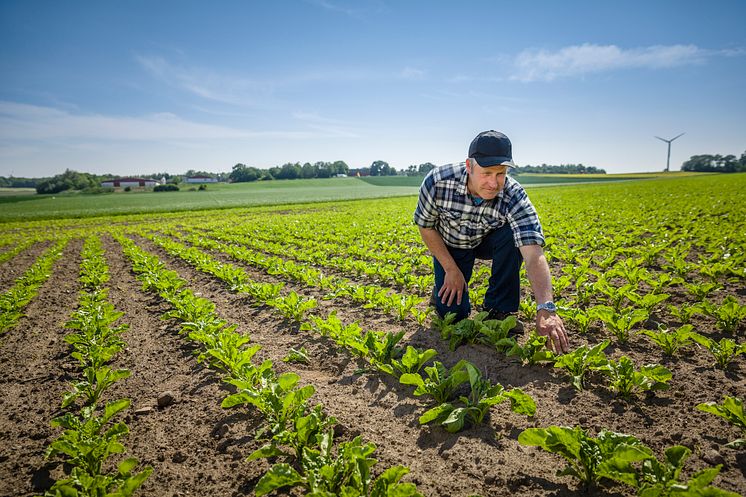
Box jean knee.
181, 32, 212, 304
435, 299, 470, 322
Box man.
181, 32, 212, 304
414, 130, 569, 353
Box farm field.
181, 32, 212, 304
0, 177, 421, 223
0, 172, 706, 223
359, 171, 706, 187
0, 173, 744, 497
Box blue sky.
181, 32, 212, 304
1, 0, 745, 177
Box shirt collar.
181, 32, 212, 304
457, 163, 469, 196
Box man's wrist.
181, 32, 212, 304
536, 301, 557, 313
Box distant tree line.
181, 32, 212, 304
405, 163, 436, 176
0, 176, 39, 188
229, 161, 350, 182
22, 153, 715, 195
681, 151, 746, 173
513, 163, 606, 175
35, 169, 108, 194
228, 160, 415, 182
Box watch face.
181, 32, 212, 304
539, 302, 557, 312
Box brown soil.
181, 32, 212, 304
0, 235, 744, 497
0, 241, 52, 293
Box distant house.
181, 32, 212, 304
185, 175, 218, 184
101, 177, 158, 188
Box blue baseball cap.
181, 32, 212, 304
468, 130, 515, 168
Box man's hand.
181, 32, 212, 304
437, 269, 467, 306
536, 310, 569, 354
418, 226, 467, 307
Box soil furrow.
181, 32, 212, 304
0, 238, 83, 497
100, 235, 269, 496
0, 240, 52, 294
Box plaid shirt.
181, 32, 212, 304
414, 163, 544, 249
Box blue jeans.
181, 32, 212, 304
432, 224, 522, 321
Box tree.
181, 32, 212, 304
332, 160, 349, 176
36, 169, 97, 194
681, 153, 745, 173
418, 162, 435, 175
229, 163, 263, 182
301, 162, 316, 179
316, 161, 333, 178
184, 169, 212, 178
274, 162, 302, 179
370, 160, 397, 176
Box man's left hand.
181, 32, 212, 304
536, 310, 569, 354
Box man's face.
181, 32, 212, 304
465, 159, 508, 199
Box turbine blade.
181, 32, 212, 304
670, 132, 685, 141
654, 136, 668, 142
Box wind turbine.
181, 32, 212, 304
655, 132, 685, 172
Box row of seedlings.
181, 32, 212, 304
113, 232, 424, 496
132, 226, 420, 327
517, 423, 739, 495
44, 236, 152, 496
0, 236, 41, 265
183, 221, 434, 294
152, 226, 431, 324
0, 237, 68, 334
124, 229, 537, 434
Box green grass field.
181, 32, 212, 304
0, 178, 421, 223
360, 171, 706, 187
0, 172, 710, 223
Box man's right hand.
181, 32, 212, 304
437, 269, 467, 306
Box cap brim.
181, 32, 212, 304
474, 156, 515, 168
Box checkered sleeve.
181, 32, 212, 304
505, 182, 545, 247
413, 170, 439, 229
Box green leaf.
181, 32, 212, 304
724, 438, 745, 449
399, 373, 424, 389
419, 403, 453, 425
117, 467, 154, 497
247, 444, 286, 461
504, 388, 537, 416
221, 392, 252, 408
117, 457, 138, 475
441, 407, 468, 433
255, 463, 304, 496
102, 398, 131, 423
370, 466, 423, 497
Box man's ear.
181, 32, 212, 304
465, 158, 472, 174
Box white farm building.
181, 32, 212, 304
101, 177, 159, 188
185, 176, 218, 183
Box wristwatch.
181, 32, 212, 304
537, 301, 557, 313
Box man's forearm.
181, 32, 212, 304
520, 245, 554, 304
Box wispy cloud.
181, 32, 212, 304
136, 54, 393, 102
0, 101, 312, 142
292, 111, 359, 138
511, 43, 722, 82
136, 55, 273, 106
400, 67, 426, 80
